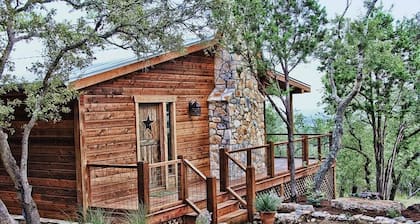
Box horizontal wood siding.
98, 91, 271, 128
0, 103, 77, 219
79, 51, 214, 206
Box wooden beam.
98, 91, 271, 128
73, 100, 82, 207
70, 39, 217, 90
77, 97, 89, 214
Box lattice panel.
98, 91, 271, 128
256, 168, 335, 201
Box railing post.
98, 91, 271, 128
137, 161, 150, 213
206, 176, 218, 224
317, 137, 322, 162
177, 155, 187, 201
247, 149, 252, 167
267, 142, 275, 177
219, 148, 229, 191
329, 132, 333, 150
302, 136, 309, 167
246, 166, 256, 222
287, 143, 292, 171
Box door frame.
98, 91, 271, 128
134, 95, 177, 163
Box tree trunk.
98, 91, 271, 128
314, 110, 345, 191
0, 199, 16, 224
20, 118, 41, 224
0, 126, 41, 224
284, 71, 297, 202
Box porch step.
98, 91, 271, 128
217, 209, 248, 224
184, 199, 243, 223
218, 200, 241, 217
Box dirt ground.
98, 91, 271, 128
294, 197, 420, 222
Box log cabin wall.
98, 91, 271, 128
0, 99, 77, 219
79, 50, 214, 180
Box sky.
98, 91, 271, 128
7, 0, 420, 115
291, 0, 420, 115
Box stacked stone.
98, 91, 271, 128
208, 50, 266, 177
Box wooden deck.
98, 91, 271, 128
90, 158, 318, 211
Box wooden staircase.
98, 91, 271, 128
184, 198, 248, 224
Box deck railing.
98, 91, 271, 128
87, 158, 218, 223
86, 163, 139, 210
219, 133, 332, 222
177, 155, 217, 223
86, 133, 332, 223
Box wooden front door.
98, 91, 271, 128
138, 103, 162, 163
135, 96, 177, 190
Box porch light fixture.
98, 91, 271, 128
189, 100, 201, 116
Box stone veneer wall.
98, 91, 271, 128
207, 50, 266, 178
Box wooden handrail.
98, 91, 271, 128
226, 187, 247, 206
148, 159, 181, 168
185, 199, 201, 214
183, 159, 207, 181
267, 133, 331, 136
225, 153, 246, 171
229, 144, 269, 154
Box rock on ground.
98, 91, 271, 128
331, 198, 405, 214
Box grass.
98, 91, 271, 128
123, 203, 147, 224
394, 195, 420, 207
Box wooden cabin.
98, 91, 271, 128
0, 39, 335, 223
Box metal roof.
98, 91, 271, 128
69, 37, 214, 83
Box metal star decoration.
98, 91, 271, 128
143, 115, 154, 131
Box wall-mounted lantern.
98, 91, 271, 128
189, 100, 201, 116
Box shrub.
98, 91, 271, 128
306, 191, 326, 207
386, 208, 401, 218
195, 209, 212, 224
256, 192, 283, 212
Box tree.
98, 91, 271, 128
213, 0, 326, 201
316, 3, 419, 199
0, 1, 212, 223
313, 0, 379, 191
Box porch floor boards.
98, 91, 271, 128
90, 158, 318, 211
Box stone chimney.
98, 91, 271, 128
207, 50, 266, 178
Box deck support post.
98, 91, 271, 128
279, 183, 285, 197
206, 176, 218, 224
267, 142, 275, 177
138, 161, 150, 213
302, 136, 309, 167
246, 166, 256, 222
219, 148, 229, 192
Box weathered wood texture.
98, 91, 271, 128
79, 51, 214, 206
0, 102, 77, 219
